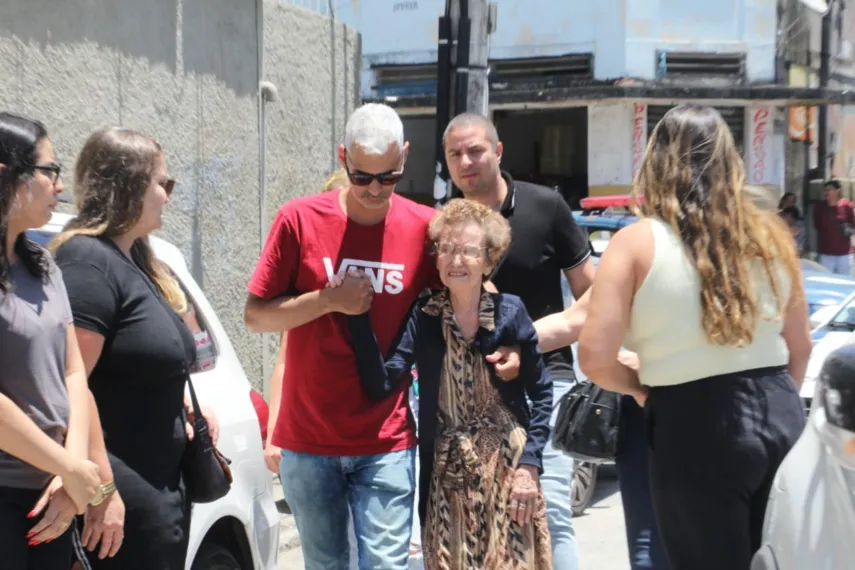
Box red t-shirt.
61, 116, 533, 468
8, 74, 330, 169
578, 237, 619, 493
814, 199, 855, 256
248, 190, 437, 456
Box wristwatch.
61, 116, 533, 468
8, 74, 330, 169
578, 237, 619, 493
89, 481, 117, 507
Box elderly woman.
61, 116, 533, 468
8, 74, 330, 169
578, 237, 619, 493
343, 198, 553, 570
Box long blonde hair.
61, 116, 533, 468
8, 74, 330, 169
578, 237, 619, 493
633, 104, 799, 347
322, 168, 348, 193
50, 128, 187, 314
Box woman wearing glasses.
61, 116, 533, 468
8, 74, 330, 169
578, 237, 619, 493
0, 111, 102, 569
51, 128, 215, 570
343, 199, 554, 570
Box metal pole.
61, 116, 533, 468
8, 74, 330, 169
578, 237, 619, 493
818, 1, 832, 180
432, 3, 453, 205
437, 0, 493, 203
449, 0, 491, 118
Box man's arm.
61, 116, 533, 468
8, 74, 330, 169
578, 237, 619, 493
535, 288, 591, 353
530, 195, 596, 349
244, 271, 374, 333
564, 257, 595, 301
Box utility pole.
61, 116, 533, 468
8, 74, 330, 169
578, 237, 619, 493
432, 0, 496, 205
818, 0, 833, 180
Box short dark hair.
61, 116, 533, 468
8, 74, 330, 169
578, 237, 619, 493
442, 112, 500, 150
826, 179, 842, 190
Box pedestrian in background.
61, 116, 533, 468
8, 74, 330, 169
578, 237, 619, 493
813, 179, 854, 274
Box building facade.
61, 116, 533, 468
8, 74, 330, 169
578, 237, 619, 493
0, 0, 361, 391
294, 0, 853, 206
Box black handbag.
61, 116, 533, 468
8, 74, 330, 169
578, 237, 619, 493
180, 374, 233, 503
552, 381, 621, 464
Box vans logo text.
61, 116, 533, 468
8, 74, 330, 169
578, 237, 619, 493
322, 258, 405, 295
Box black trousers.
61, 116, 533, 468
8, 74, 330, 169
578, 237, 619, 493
0, 485, 73, 570
645, 366, 805, 570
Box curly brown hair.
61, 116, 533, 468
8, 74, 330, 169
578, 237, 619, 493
428, 198, 511, 267
633, 104, 799, 347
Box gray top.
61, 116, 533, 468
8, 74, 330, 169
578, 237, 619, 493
0, 260, 72, 489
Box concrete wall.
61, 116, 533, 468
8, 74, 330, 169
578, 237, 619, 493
625, 0, 777, 82
0, 0, 360, 391
588, 103, 637, 196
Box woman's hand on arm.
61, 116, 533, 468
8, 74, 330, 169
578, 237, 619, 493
578, 224, 646, 400
534, 288, 592, 353
347, 296, 420, 401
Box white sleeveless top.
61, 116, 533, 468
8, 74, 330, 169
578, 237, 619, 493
624, 217, 791, 388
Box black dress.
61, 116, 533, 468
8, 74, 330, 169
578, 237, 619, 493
55, 236, 196, 570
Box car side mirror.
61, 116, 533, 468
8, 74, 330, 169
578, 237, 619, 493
818, 343, 855, 432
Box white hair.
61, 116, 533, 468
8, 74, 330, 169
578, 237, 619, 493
344, 103, 405, 156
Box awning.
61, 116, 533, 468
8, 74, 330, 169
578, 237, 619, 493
369, 82, 855, 111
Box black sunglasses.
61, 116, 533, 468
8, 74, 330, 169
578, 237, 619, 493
163, 178, 176, 197
32, 163, 62, 185
343, 152, 404, 187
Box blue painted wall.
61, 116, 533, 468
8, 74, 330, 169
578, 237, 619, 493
284, 0, 776, 97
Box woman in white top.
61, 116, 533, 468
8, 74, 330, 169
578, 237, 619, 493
578, 103, 812, 570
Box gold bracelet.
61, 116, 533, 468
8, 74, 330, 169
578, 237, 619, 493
89, 481, 117, 507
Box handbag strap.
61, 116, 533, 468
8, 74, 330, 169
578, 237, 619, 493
107, 241, 203, 423
185, 374, 205, 427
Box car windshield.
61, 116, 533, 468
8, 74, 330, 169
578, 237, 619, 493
829, 296, 855, 329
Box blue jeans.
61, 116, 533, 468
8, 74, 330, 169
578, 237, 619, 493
279, 447, 416, 570
541, 376, 579, 570
818, 253, 853, 275
617, 396, 670, 570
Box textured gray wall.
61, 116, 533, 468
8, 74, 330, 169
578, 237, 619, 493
0, 0, 360, 390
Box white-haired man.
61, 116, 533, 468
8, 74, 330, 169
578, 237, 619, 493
244, 104, 522, 569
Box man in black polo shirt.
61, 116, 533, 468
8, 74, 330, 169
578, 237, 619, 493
443, 112, 594, 570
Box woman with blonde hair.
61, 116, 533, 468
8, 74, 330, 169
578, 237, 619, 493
321, 168, 348, 193
51, 128, 216, 570
578, 104, 811, 570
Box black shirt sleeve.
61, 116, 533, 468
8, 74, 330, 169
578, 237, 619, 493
551, 195, 592, 271
55, 251, 120, 338
347, 300, 420, 401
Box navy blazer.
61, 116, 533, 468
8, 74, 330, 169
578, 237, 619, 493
347, 290, 553, 526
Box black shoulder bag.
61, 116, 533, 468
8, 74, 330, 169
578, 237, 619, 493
180, 373, 233, 503
551, 381, 621, 464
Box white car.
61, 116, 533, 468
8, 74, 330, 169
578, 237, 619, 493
753, 339, 855, 570
29, 214, 280, 570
